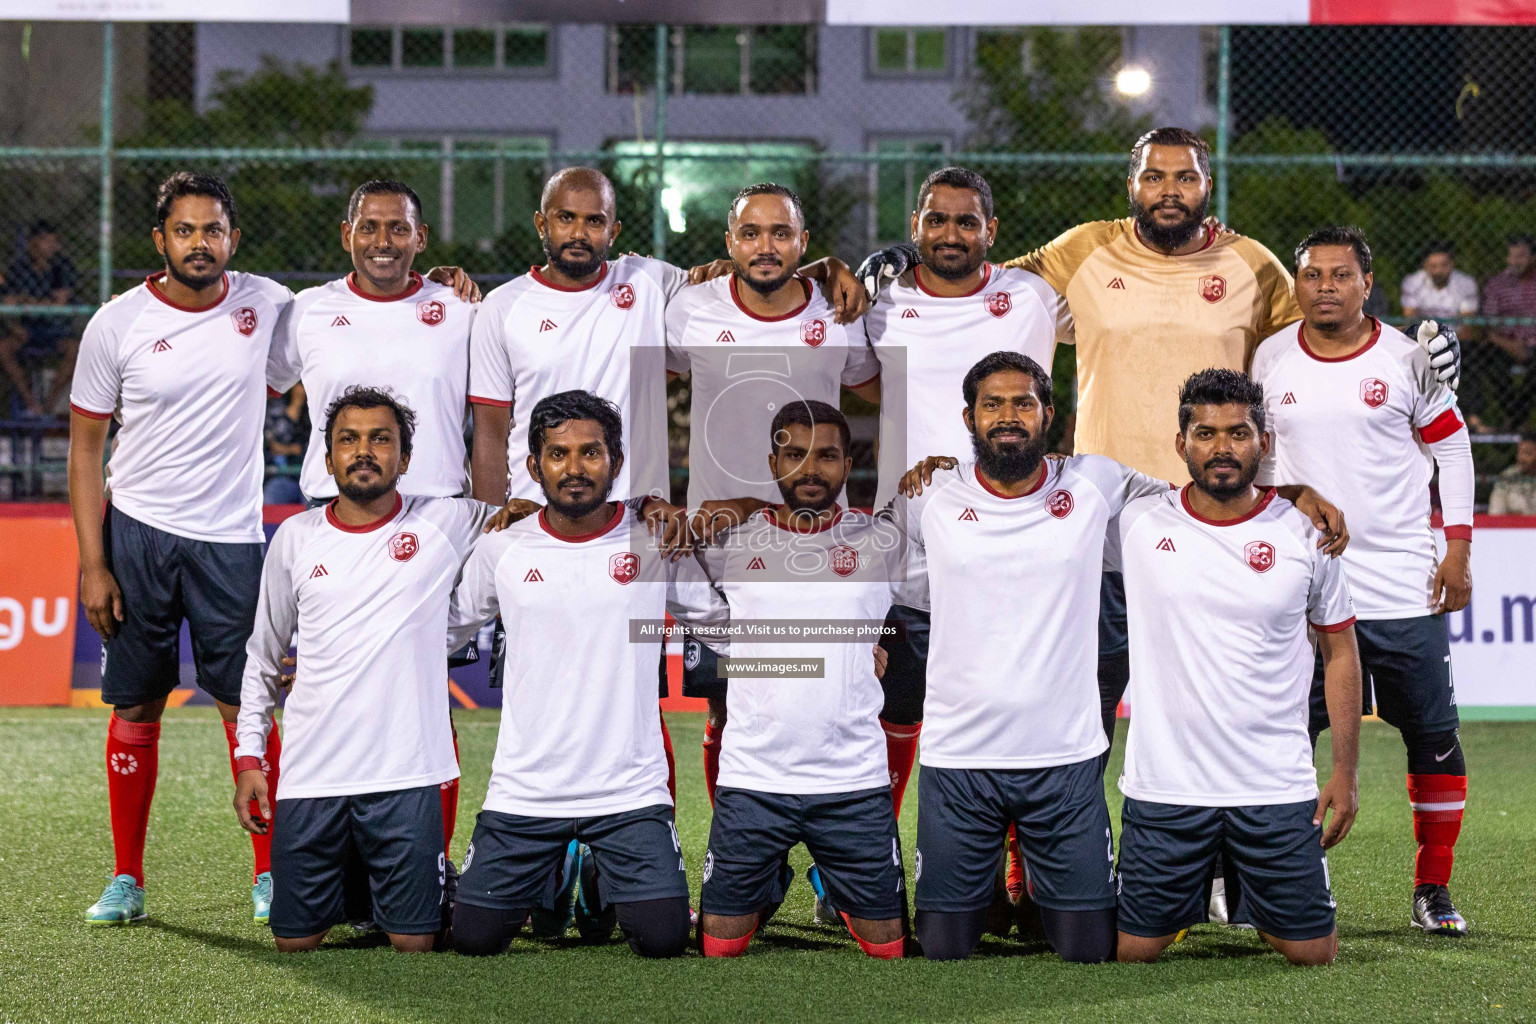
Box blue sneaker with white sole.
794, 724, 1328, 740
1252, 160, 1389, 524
86, 874, 146, 926
252, 872, 273, 925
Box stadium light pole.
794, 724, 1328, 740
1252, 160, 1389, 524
651, 24, 669, 262
98, 21, 115, 305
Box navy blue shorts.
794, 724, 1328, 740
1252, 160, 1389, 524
457, 804, 688, 912
99, 505, 262, 707
270, 785, 446, 938
1117, 798, 1337, 942
703, 786, 904, 920
877, 603, 930, 725
679, 631, 726, 700
1098, 570, 1128, 658
1310, 615, 1458, 735
915, 759, 1116, 914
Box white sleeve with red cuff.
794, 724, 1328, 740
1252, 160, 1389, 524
1428, 426, 1474, 542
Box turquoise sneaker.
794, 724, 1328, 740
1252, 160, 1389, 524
806, 863, 840, 927
253, 872, 273, 925
86, 874, 146, 926
529, 841, 581, 939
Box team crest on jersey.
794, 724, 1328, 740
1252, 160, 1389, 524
1155, 537, 1176, 552
1244, 540, 1275, 573
716, 329, 736, 344
1281, 391, 1297, 405
900, 308, 919, 318
539, 319, 557, 332
388, 531, 418, 562
1107, 277, 1126, 290
152, 339, 172, 353
610, 283, 636, 310
1046, 489, 1074, 519
1359, 378, 1389, 409
416, 299, 445, 327
801, 318, 827, 347
958, 507, 979, 521
309, 564, 328, 579
609, 551, 640, 585
746, 556, 766, 570
230, 307, 258, 336
330, 316, 350, 327
829, 544, 859, 577
984, 291, 1012, 318
1199, 275, 1227, 303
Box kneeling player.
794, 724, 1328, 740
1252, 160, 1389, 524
1113, 370, 1361, 966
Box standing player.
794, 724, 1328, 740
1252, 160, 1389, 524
67, 172, 293, 926
1252, 227, 1474, 935
1113, 369, 1361, 965
676, 400, 905, 959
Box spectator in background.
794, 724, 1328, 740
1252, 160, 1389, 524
1489, 432, 1536, 515
1401, 241, 1480, 322
1480, 235, 1536, 433
263, 383, 308, 505
0, 221, 79, 417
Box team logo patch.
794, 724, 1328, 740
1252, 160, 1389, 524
523, 568, 544, 582
1046, 489, 1074, 519
309, 564, 328, 578
716, 329, 736, 344
152, 339, 171, 353
1360, 378, 1389, 409
958, 507, 979, 521
830, 544, 859, 577
1281, 391, 1297, 405
1156, 537, 1176, 552
388, 532, 418, 562
330, 316, 350, 327
1199, 275, 1226, 303
610, 283, 636, 310
702, 849, 714, 884
746, 556, 766, 570
539, 319, 557, 332
1244, 540, 1275, 573
984, 291, 1012, 318
416, 299, 445, 326
230, 307, 258, 336
900, 308, 919, 318
683, 637, 703, 671
1107, 277, 1126, 290
609, 551, 640, 585
801, 318, 826, 347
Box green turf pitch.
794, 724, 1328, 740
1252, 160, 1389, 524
0, 710, 1532, 1024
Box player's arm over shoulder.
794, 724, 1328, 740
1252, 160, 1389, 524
627, 253, 689, 300
1002, 220, 1126, 295
1228, 235, 1301, 338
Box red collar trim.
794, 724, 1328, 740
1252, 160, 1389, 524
538, 502, 626, 542
1132, 221, 1216, 256
765, 503, 843, 533
914, 262, 992, 298
974, 461, 1049, 499
1179, 484, 1276, 526
145, 272, 229, 312
530, 262, 609, 292
325, 492, 403, 533
1297, 317, 1381, 363
345, 270, 424, 302
729, 275, 812, 322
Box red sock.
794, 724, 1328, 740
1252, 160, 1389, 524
1005, 824, 1025, 903
1408, 773, 1466, 887
702, 926, 755, 957
441, 732, 460, 860
881, 718, 920, 818
659, 710, 677, 805
106, 713, 160, 887
223, 719, 279, 881
702, 718, 722, 807
841, 913, 905, 959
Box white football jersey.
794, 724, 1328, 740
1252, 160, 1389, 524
896, 456, 1167, 770
1253, 319, 1470, 619
446, 503, 715, 817
235, 494, 491, 799
1114, 487, 1356, 807
673, 507, 901, 795
70, 272, 294, 543
468, 257, 681, 503
665, 275, 879, 507
270, 273, 474, 501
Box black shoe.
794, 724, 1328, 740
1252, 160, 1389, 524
1411, 883, 1468, 936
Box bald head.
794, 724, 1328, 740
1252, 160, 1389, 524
534, 167, 622, 283
541, 167, 616, 218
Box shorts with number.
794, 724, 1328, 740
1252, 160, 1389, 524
1117, 797, 1336, 942
269, 784, 445, 938
914, 759, 1116, 914
703, 786, 904, 920
1309, 615, 1458, 734
456, 804, 687, 911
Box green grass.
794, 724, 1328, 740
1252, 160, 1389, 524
0, 710, 1532, 1024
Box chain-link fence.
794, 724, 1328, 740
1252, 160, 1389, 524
2, 20, 1533, 505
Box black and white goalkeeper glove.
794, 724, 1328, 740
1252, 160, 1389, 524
855, 242, 918, 305
1411, 320, 1462, 391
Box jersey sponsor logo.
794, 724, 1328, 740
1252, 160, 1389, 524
230, 306, 258, 336
416, 299, 446, 326
1107, 277, 1126, 290
609, 551, 640, 585
610, 283, 636, 310
1244, 540, 1276, 573
984, 291, 1012, 318
309, 564, 328, 578
330, 315, 351, 327
151, 339, 172, 353
899, 308, 919, 318
746, 556, 766, 570
830, 544, 859, 577
1046, 489, 1074, 519
109, 752, 138, 775
1360, 377, 1389, 408
958, 507, 979, 521
523, 568, 544, 582
1155, 537, 1176, 552
1199, 275, 1227, 303
1281, 391, 1297, 404
538, 319, 557, 332
801, 318, 827, 347
388, 531, 418, 562
716, 329, 736, 344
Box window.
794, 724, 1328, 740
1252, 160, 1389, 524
869, 138, 948, 246
606, 25, 815, 95
871, 28, 948, 75
347, 25, 551, 73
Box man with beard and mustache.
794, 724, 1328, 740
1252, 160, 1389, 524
1111, 368, 1361, 965
234, 386, 528, 953
671, 401, 906, 959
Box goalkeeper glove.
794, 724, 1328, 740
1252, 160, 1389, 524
1411, 320, 1462, 391
855, 242, 918, 305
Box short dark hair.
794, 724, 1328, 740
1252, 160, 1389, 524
323, 385, 417, 457
1507, 233, 1534, 250
1129, 126, 1211, 179
28, 219, 58, 237
730, 183, 803, 227
1177, 368, 1265, 434
770, 399, 851, 457
962, 351, 1053, 410
348, 179, 424, 223
1295, 225, 1373, 276
1422, 239, 1456, 260
527, 390, 624, 468
917, 167, 994, 221
155, 171, 237, 229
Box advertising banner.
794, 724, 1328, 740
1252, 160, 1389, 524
0, 512, 79, 706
